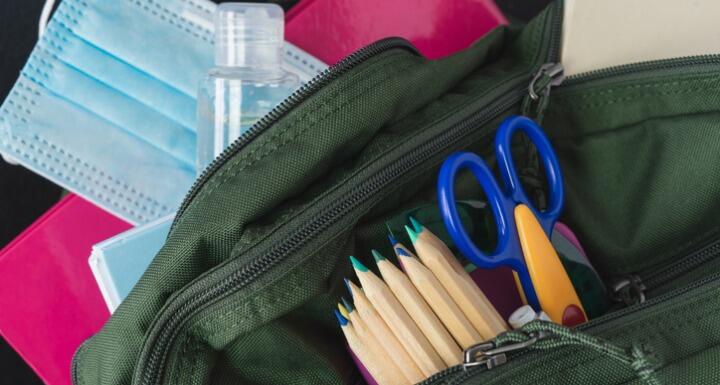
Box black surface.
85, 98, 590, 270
1, 0, 62, 384
0, 0, 549, 383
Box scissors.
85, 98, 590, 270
437, 115, 586, 326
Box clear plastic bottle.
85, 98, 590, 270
196, 3, 299, 172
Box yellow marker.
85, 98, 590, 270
407, 224, 509, 339
373, 250, 462, 366
351, 256, 446, 377
346, 279, 425, 383
391, 243, 483, 350
514, 204, 587, 326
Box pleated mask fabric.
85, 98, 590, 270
0, 0, 326, 224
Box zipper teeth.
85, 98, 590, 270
641, 239, 720, 290
137, 38, 420, 385
565, 54, 720, 84
142, 2, 562, 384
172, 37, 420, 225
425, 268, 720, 385
138, 89, 525, 385
136, 36, 534, 382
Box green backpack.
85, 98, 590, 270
73, 1, 720, 384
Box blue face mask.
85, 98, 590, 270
0, 0, 326, 224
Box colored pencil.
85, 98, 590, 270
391, 240, 484, 349
373, 250, 462, 366
346, 279, 425, 383
407, 218, 508, 339
335, 310, 397, 385
351, 256, 446, 376
339, 302, 409, 385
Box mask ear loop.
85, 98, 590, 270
38, 0, 57, 37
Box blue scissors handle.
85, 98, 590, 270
437, 151, 527, 272
495, 115, 564, 234
437, 150, 539, 308
437, 116, 564, 310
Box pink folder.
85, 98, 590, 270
285, 0, 507, 64
0, 194, 130, 385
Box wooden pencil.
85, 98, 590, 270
373, 249, 462, 366
340, 300, 410, 385
351, 256, 446, 377
390, 240, 484, 349
346, 279, 425, 383
335, 310, 399, 385
406, 218, 509, 339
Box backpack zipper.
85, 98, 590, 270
130, 34, 559, 384
133, 71, 532, 385
611, 239, 720, 306
419, 265, 720, 385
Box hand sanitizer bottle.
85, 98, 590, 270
196, 3, 299, 172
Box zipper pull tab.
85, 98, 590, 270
462, 330, 549, 370
522, 62, 565, 123
611, 274, 647, 306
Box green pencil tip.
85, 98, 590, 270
341, 296, 354, 313
349, 256, 368, 272
405, 225, 419, 244
371, 249, 386, 263
409, 216, 424, 232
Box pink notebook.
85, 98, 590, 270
285, 0, 507, 64
0, 194, 130, 385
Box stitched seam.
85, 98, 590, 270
128, 0, 213, 42
173, 52, 410, 229
3, 83, 170, 215
196, 54, 409, 199
163, 53, 414, 372
2, 109, 168, 211
178, 0, 214, 14
554, 77, 720, 101
552, 84, 719, 111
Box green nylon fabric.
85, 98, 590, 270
74, 1, 720, 384
433, 275, 720, 385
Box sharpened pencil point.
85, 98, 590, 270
372, 249, 386, 263
338, 302, 350, 319
409, 216, 424, 233
388, 233, 398, 246
396, 245, 410, 257
405, 225, 419, 244
343, 278, 352, 297
341, 296, 354, 313
350, 256, 368, 272
334, 309, 348, 326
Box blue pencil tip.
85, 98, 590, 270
343, 278, 352, 297
409, 216, 424, 233
396, 246, 410, 257
388, 234, 398, 246
341, 296, 354, 313
334, 309, 348, 326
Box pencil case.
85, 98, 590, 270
73, 1, 720, 384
